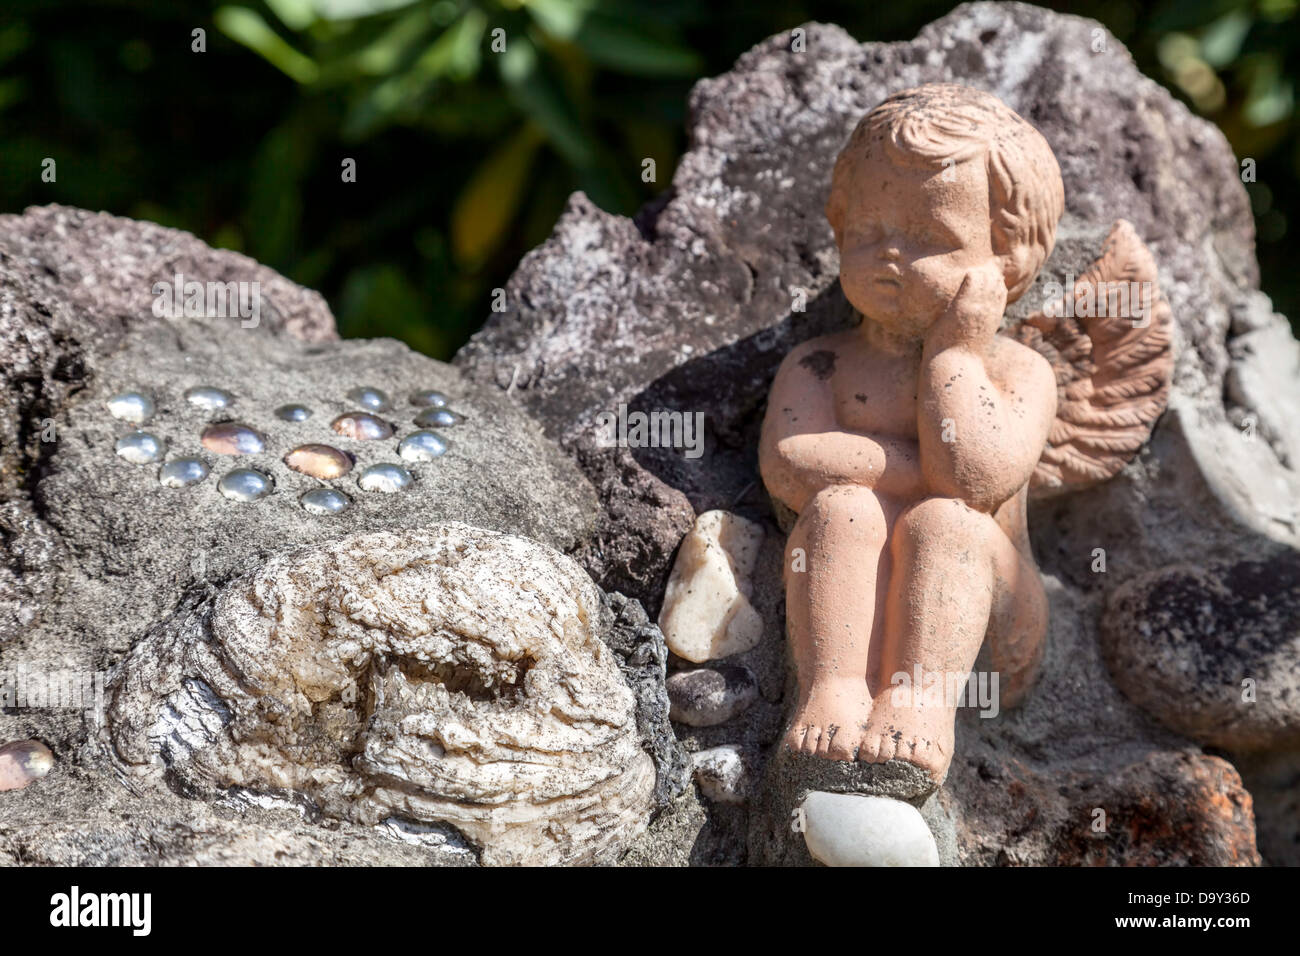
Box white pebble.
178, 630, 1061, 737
659, 510, 764, 662
800, 792, 939, 867
691, 745, 747, 805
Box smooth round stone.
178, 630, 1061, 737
0, 739, 54, 792
414, 407, 462, 428
275, 403, 313, 422
398, 430, 449, 462
800, 792, 939, 867
357, 463, 413, 493
217, 468, 274, 502
346, 386, 392, 412
667, 664, 759, 727
332, 412, 394, 441
115, 431, 165, 464
300, 488, 350, 515
201, 422, 266, 455
107, 390, 155, 424
410, 389, 449, 408
184, 386, 235, 411
159, 457, 210, 488
284, 443, 353, 479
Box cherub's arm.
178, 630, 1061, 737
760, 342, 922, 514
918, 264, 1057, 512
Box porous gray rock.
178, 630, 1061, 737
602, 591, 692, 806
456, 2, 1294, 864
1101, 555, 1300, 750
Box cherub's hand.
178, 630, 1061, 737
924, 261, 1007, 354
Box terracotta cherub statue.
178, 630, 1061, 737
760, 84, 1172, 784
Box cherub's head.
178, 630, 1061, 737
826, 84, 1064, 337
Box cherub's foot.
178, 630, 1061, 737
857, 701, 954, 782
784, 683, 872, 761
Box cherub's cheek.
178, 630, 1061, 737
910, 256, 964, 296
840, 244, 873, 273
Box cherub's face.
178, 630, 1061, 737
835, 149, 998, 338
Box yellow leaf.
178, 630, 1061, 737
451, 124, 542, 268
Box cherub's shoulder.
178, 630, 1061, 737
989, 334, 1056, 394
777, 331, 853, 381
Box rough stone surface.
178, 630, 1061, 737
951, 749, 1260, 866
456, 2, 1294, 864
1232, 748, 1300, 867
0, 206, 690, 866
106, 525, 655, 866
1102, 555, 1300, 750
601, 591, 691, 807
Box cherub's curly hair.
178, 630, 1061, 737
826, 84, 1065, 304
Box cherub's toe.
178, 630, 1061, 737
784, 724, 809, 753
876, 730, 899, 762
803, 726, 823, 753
825, 728, 858, 761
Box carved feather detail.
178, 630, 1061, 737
1012, 219, 1174, 497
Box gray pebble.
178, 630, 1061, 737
667, 664, 758, 726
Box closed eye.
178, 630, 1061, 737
924, 220, 966, 249
848, 222, 884, 244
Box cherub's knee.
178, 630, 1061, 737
892, 496, 992, 559
798, 484, 888, 538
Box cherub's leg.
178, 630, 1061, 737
784, 484, 892, 760
858, 496, 1022, 781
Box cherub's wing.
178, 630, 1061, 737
1011, 219, 1174, 497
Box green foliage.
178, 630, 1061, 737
0, 0, 1295, 356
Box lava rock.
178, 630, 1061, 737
455, 1, 1294, 868
1101, 554, 1300, 750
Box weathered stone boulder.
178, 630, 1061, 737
0, 206, 688, 866
455, 2, 1296, 864
107, 525, 659, 867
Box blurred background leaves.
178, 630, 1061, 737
1, 0, 1295, 357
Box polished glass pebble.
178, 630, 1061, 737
357, 463, 413, 493
107, 391, 155, 424
275, 403, 313, 422
398, 430, 449, 462
201, 422, 267, 455
115, 431, 165, 464
0, 739, 54, 792
346, 386, 392, 412
184, 386, 235, 411
284, 443, 353, 479
414, 407, 462, 428
159, 457, 210, 488
410, 389, 449, 408
300, 488, 350, 515
332, 412, 394, 441
218, 468, 274, 502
